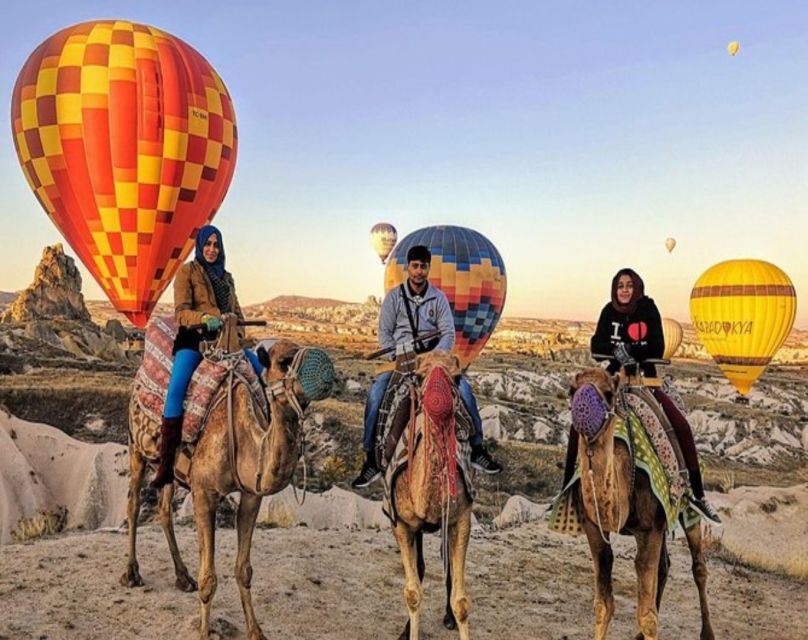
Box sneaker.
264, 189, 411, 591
688, 495, 722, 525
471, 445, 503, 475
352, 456, 382, 489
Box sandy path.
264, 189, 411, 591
0, 521, 804, 640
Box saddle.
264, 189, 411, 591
373, 352, 472, 470
132, 316, 266, 480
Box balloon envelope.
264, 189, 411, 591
11, 20, 238, 327
370, 222, 397, 264
661, 317, 683, 359
727, 41, 740, 56
567, 321, 581, 339
665, 237, 676, 253
690, 259, 796, 395
384, 225, 507, 369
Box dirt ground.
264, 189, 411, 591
0, 521, 804, 640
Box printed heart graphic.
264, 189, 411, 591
722, 322, 732, 335
628, 322, 648, 341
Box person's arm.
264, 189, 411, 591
435, 293, 456, 351
590, 306, 614, 356
378, 290, 397, 352
174, 264, 209, 326
632, 302, 664, 362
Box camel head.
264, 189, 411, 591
256, 340, 335, 415
569, 367, 618, 443
417, 350, 463, 427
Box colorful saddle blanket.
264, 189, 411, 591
382, 414, 476, 525
133, 316, 264, 442
548, 411, 700, 535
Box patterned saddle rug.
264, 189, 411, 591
132, 316, 265, 444
548, 409, 700, 536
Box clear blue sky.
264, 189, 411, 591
1, 1, 806, 327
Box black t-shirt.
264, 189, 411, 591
590, 296, 664, 377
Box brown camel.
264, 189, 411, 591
121, 339, 327, 640
570, 368, 714, 640
386, 351, 474, 640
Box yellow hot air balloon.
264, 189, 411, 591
727, 41, 740, 56
690, 259, 796, 395
370, 223, 397, 264
661, 317, 683, 360
665, 238, 676, 253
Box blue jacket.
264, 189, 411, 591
379, 282, 455, 355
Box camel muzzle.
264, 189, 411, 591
571, 383, 613, 443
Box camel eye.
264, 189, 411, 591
278, 356, 294, 370
604, 391, 614, 404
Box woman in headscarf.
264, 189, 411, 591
151, 225, 264, 488
560, 268, 721, 524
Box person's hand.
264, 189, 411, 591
203, 314, 222, 332
612, 342, 635, 366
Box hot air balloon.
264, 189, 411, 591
727, 41, 740, 56
665, 237, 676, 253
384, 225, 507, 369
370, 222, 397, 264
661, 317, 683, 360
567, 321, 581, 339
690, 259, 796, 395
11, 20, 238, 327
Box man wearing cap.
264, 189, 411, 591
352, 244, 503, 488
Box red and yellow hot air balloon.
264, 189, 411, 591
384, 225, 507, 369
11, 20, 238, 327
690, 259, 796, 395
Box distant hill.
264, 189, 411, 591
247, 295, 355, 311
0, 291, 18, 305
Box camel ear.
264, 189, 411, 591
256, 345, 270, 368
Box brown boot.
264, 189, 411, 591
150, 416, 183, 490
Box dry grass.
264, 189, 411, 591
12, 506, 68, 543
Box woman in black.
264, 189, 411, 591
561, 267, 721, 524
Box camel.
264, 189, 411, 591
385, 351, 474, 640
570, 368, 714, 640
121, 339, 330, 640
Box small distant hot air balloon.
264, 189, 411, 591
567, 321, 581, 339
665, 238, 677, 253
384, 225, 507, 369
690, 259, 796, 395
661, 317, 683, 360
727, 41, 740, 56
370, 223, 397, 264
11, 20, 238, 327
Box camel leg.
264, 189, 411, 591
444, 551, 457, 630
683, 523, 715, 640
393, 523, 422, 640
634, 530, 664, 640
158, 483, 197, 592
582, 519, 615, 640
634, 536, 670, 640
448, 510, 472, 640
400, 532, 426, 640
194, 489, 219, 640
235, 493, 267, 640
120, 445, 146, 587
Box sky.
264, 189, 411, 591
0, 1, 806, 328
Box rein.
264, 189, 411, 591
227, 348, 312, 497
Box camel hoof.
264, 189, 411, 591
443, 609, 457, 630
120, 566, 144, 588
175, 573, 198, 592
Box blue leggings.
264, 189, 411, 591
163, 348, 265, 419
